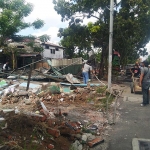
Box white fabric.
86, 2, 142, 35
3, 64, 6, 70
82, 64, 92, 72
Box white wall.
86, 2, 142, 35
42, 45, 64, 59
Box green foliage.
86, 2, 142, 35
95, 50, 102, 62
26, 41, 44, 53
58, 24, 91, 58
54, 0, 150, 66
88, 22, 100, 33
0, 0, 44, 47
32, 19, 44, 29
100, 94, 114, 109
38, 34, 50, 42
146, 55, 150, 64
96, 86, 107, 95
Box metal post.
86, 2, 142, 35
108, 0, 114, 90
26, 64, 32, 91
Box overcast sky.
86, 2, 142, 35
19, 0, 99, 44
19, 0, 68, 43
19, 0, 149, 54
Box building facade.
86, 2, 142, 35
41, 42, 64, 59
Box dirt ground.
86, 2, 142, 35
0, 79, 124, 150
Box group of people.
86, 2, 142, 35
82, 60, 150, 107
128, 61, 150, 106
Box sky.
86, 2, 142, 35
19, 0, 97, 44
19, 0, 68, 44
19, 0, 150, 56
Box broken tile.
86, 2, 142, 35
88, 137, 104, 147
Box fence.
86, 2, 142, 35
51, 57, 82, 67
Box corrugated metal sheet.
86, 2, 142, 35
51, 57, 82, 67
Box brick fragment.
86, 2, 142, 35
8, 135, 12, 140
32, 116, 40, 122
47, 128, 60, 137
47, 119, 56, 127
47, 144, 54, 149
40, 115, 47, 122
88, 137, 104, 147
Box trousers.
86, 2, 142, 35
142, 82, 150, 105
82, 72, 89, 84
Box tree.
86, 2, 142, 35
54, 0, 150, 77
39, 34, 51, 42
3, 35, 47, 69
0, 0, 44, 47
58, 24, 91, 58
147, 55, 150, 64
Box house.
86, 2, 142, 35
17, 53, 41, 68
41, 42, 64, 59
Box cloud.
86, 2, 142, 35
19, 0, 67, 43
25, 0, 60, 21
21, 0, 150, 49
146, 42, 150, 54
33, 27, 61, 44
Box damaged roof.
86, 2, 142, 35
42, 42, 65, 49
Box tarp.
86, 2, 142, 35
66, 73, 81, 84
0, 80, 8, 88
19, 82, 42, 89
60, 82, 100, 87
61, 64, 82, 75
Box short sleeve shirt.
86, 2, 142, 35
141, 67, 150, 82
82, 64, 92, 72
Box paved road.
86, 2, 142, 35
108, 83, 150, 150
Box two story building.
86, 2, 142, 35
41, 42, 64, 59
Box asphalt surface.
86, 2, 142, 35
108, 83, 150, 150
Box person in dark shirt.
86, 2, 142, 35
130, 64, 140, 77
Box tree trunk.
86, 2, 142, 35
12, 52, 15, 69
98, 48, 104, 79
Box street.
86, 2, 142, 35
108, 83, 150, 150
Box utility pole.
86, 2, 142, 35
108, 0, 114, 90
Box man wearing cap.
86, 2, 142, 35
139, 61, 150, 106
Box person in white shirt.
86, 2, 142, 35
2, 62, 9, 71
82, 62, 92, 84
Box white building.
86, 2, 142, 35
41, 42, 64, 59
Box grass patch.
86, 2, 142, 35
96, 86, 107, 96
94, 93, 115, 110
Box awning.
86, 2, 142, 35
19, 53, 40, 57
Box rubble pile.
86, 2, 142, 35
0, 81, 106, 107
0, 102, 106, 150
0, 80, 122, 150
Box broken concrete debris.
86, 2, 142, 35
0, 79, 122, 150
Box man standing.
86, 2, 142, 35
82, 61, 92, 84
130, 64, 140, 78
139, 61, 150, 106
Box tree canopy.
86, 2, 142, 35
0, 0, 44, 46
53, 0, 150, 68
